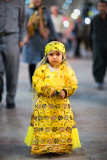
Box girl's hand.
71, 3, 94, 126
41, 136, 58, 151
51, 89, 67, 99
59, 89, 67, 99
51, 90, 57, 97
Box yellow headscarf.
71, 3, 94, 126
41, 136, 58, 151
45, 41, 65, 55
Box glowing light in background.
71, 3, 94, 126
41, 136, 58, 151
71, 13, 78, 19
62, 3, 69, 10
74, 9, 80, 16
71, 9, 81, 19
88, 11, 93, 17
63, 20, 69, 28
66, 0, 72, 4
85, 17, 91, 24
63, 16, 68, 21
25, 0, 31, 4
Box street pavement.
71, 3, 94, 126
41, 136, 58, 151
0, 57, 107, 160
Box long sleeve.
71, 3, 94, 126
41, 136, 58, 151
32, 65, 55, 97
19, 1, 26, 42
63, 67, 78, 97
88, 18, 93, 48
23, 7, 32, 36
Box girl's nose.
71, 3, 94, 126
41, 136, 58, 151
54, 55, 57, 58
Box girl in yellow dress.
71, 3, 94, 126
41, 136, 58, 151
24, 41, 81, 154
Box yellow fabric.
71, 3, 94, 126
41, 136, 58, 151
24, 126, 33, 146
72, 128, 81, 149
45, 41, 65, 55
32, 64, 78, 97
25, 126, 81, 149
25, 64, 81, 154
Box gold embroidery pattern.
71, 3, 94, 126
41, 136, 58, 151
30, 99, 76, 154
26, 64, 81, 154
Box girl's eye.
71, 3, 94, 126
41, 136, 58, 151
50, 53, 53, 56
57, 53, 60, 56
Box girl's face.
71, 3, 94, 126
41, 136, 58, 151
47, 50, 63, 68
32, 0, 42, 7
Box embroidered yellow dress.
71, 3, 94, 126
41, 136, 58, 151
25, 64, 81, 154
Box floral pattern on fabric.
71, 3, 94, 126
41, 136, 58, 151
25, 64, 81, 154
30, 98, 77, 154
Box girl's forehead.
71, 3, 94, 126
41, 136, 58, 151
48, 50, 62, 54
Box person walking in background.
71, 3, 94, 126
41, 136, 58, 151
22, 0, 59, 87
24, 41, 81, 154
63, 20, 76, 54
0, 0, 25, 109
50, 6, 65, 39
88, 0, 107, 89
74, 16, 84, 58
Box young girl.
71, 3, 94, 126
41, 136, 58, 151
24, 41, 81, 154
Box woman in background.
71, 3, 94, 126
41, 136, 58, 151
22, 0, 59, 87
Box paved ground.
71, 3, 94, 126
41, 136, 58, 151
0, 56, 107, 160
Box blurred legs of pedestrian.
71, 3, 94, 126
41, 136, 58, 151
0, 74, 3, 103
28, 64, 36, 87
74, 38, 82, 58
0, 34, 20, 108
93, 45, 107, 89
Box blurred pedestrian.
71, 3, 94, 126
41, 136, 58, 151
22, 0, 59, 87
63, 20, 76, 53
74, 16, 84, 58
50, 6, 65, 39
88, 0, 107, 89
0, 0, 25, 108
24, 41, 81, 154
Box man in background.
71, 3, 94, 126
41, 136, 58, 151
50, 6, 65, 39
74, 16, 84, 58
0, 0, 25, 108
88, 0, 107, 89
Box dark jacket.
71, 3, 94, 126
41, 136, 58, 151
88, 14, 107, 48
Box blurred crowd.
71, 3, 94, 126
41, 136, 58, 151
0, 0, 107, 108
23, 0, 92, 60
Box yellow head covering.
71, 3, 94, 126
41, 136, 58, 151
45, 41, 65, 55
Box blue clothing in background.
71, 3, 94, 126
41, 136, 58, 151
22, 6, 58, 64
